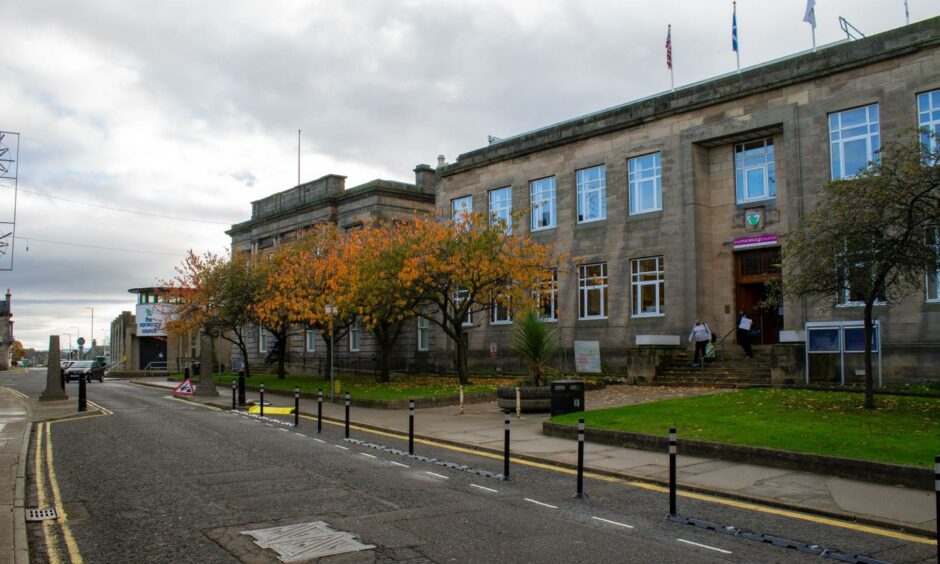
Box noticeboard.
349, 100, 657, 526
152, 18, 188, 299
574, 341, 601, 373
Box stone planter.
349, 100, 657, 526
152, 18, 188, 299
496, 385, 551, 412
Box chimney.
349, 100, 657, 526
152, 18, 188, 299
437, 155, 447, 169
414, 164, 435, 191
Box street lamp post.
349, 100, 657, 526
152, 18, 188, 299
86, 307, 94, 349
69, 326, 80, 360
63, 333, 71, 361
326, 303, 338, 401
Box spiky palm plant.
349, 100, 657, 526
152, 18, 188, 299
511, 311, 559, 387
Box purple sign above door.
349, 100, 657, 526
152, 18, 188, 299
733, 234, 778, 249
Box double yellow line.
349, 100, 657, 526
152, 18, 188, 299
33, 400, 113, 564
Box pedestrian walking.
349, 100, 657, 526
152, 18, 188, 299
688, 320, 712, 367
737, 311, 754, 358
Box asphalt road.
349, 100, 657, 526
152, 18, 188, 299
4, 370, 936, 563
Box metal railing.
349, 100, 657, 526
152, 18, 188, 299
143, 361, 167, 375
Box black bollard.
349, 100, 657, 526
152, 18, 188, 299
669, 427, 677, 517
317, 389, 323, 433
574, 418, 586, 499
503, 412, 511, 481
260, 383, 265, 417
294, 386, 300, 427
344, 392, 350, 439
408, 399, 415, 455
77, 375, 87, 412
237, 370, 246, 406
232, 380, 236, 410
935, 454, 939, 562
184, 367, 190, 381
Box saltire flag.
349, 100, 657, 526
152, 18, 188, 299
732, 4, 739, 52
666, 25, 672, 69
803, 0, 816, 28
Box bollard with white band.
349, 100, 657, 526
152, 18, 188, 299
317, 389, 323, 433
574, 419, 587, 499
408, 399, 415, 455
669, 427, 677, 517
294, 386, 300, 427
503, 412, 512, 481
344, 392, 351, 439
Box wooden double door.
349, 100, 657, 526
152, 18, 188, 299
734, 248, 783, 345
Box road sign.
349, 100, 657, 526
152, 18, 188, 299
173, 379, 194, 395
76, 337, 86, 347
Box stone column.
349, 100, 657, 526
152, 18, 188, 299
194, 334, 218, 397
40, 335, 68, 401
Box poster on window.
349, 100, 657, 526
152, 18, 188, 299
574, 341, 601, 373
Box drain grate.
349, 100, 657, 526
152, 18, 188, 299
25, 508, 58, 522
242, 521, 375, 562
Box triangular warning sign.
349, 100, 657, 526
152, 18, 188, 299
173, 378, 195, 395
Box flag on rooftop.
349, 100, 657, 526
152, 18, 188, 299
803, 0, 817, 28
666, 25, 672, 70
732, 3, 739, 52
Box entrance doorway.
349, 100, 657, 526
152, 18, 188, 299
734, 248, 783, 345
139, 336, 167, 370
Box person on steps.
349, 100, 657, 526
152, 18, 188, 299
688, 320, 712, 367
737, 311, 754, 358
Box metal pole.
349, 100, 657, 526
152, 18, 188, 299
503, 412, 511, 481
237, 370, 246, 406
78, 375, 87, 412
294, 386, 300, 427
669, 427, 677, 517
232, 380, 236, 410
574, 419, 586, 499
329, 316, 335, 401
408, 399, 415, 455
317, 389, 323, 433
935, 454, 939, 562
260, 383, 265, 417
344, 392, 350, 439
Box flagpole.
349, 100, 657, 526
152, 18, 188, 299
811, 26, 816, 52
667, 24, 675, 92
904, 0, 910, 25
733, 1, 740, 72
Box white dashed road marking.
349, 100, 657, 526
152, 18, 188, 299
313, 438, 326, 443
524, 498, 558, 509
470, 484, 498, 493
425, 471, 449, 480
335, 445, 349, 451
676, 539, 732, 554
389, 461, 410, 468
591, 516, 634, 529
360, 453, 377, 459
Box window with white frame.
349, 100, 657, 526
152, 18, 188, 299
258, 328, 269, 353
577, 165, 606, 223
530, 176, 556, 231
349, 322, 360, 352
489, 187, 512, 232
456, 287, 472, 326
917, 90, 940, 155
538, 269, 558, 321
417, 317, 430, 351
838, 258, 886, 307
491, 297, 512, 325
927, 227, 940, 302
305, 329, 316, 352
735, 139, 776, 203
628, 152, 662, 214
578, 262, 608, 319
452, 195, 472, 225
631, 256, 665, 316
829, 104, 880, 180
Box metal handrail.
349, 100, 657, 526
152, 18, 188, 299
713, 328, 737, 367
144, 361, 167, 374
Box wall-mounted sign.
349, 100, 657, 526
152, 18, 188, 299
733, 234, 778, 249
136, 304, 176, 337
574, 341, 601, 373
745, 209, 763, 228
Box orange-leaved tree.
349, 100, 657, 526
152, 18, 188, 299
397, 212, 555, 385
339, 221, 422, 382
164, 250, 264, 378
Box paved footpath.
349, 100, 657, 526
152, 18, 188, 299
136, 378, 937, 536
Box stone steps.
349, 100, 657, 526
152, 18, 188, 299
654, 347, 772, 387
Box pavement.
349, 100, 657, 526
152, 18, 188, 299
134, 377, 938, 537
0, 368, 103, 564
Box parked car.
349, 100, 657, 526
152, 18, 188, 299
64, 360, 104, 383
59, 360, 75, 373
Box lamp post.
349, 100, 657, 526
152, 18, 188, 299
63, 333, 71, 360
69, 326, 80, 360
86, 306, 94, 349
326, 303, 338, 400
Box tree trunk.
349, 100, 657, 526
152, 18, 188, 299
454, 324, 469, 385
324, 337, 333, 381
863, 301, 875, 409
276, 333, 287, 379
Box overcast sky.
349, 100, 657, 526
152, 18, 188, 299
0, 0, 930, 350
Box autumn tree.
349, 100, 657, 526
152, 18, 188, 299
783, 132, 940, 409
10, 340, 26, 363
397, 212, 555, 385
340, 221, 421, 382
165, 250, 265, 378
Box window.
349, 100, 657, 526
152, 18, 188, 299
456, 287, 472, 326
305, 329, 316, 352
631, 256, 665, 316
829, 104, 880, 179
538, 269, 558, 321
927, 227, 940, 302
349, 322, 360, 352
530, 176, 556, 231
578, 263, 608, 319
417, 317, 430, 351
491, 297, 512, 325
489, 187, 512, 232
838, 260, 886, 307
735, 139, 775, 203
917, 90, 940, 155
452, 195, 472, 224
577, 165, 606, 222
258, 328, 269, 353
628, 152, 662, 214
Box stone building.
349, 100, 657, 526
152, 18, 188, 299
0, 290, 12, 370
227, 169, 437, 373
434, 18, 940, 384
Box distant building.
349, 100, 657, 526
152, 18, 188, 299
0, 290, 12, 370
227, 170, 437, 373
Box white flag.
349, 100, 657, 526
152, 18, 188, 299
803, 0, 816, 28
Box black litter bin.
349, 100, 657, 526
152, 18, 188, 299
550, 380, 586, 416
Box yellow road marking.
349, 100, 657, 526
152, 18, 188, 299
169, 396, 221, 411
1, 385, 28, 399
298, 414, 935, 545
44, 422, 83, 563
35, 423, 63, 564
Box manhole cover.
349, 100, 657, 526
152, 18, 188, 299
241, 521, 375, 562
25, 508, 58, 522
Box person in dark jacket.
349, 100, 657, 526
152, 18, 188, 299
737, 311, 754, 358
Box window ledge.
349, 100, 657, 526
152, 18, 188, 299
632, 313, 665, 318
490, 321, 513, 326
538, 318, 559, 323
531, 226, 556, 233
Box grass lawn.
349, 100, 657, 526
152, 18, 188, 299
201, 372, 517, 401
550, 388, 940, 468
